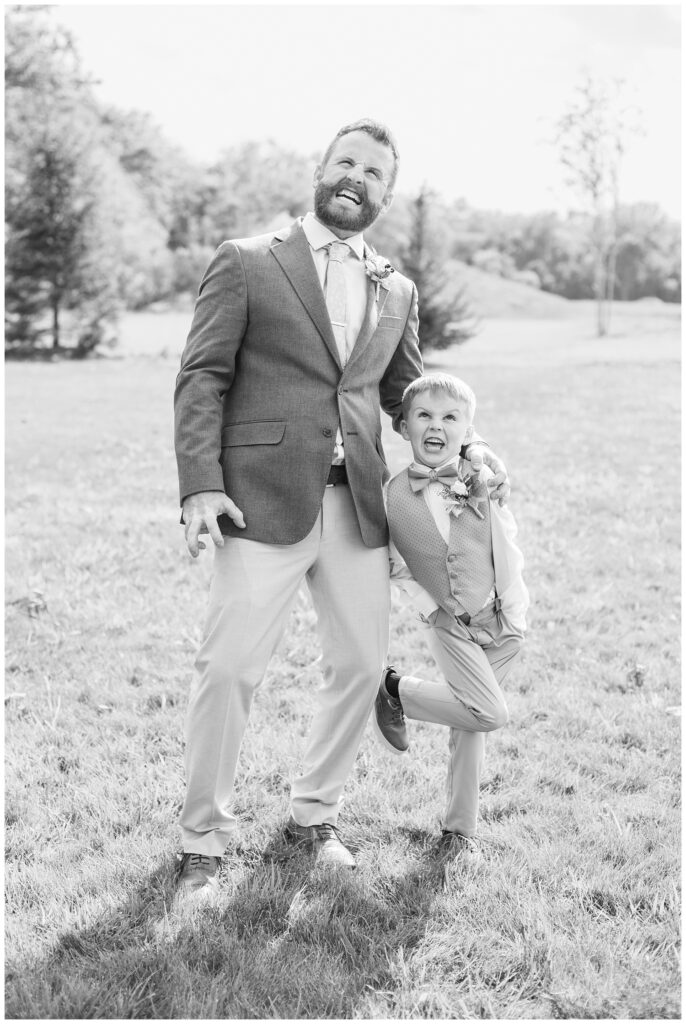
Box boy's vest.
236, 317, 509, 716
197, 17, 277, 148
387, 468, 496, 618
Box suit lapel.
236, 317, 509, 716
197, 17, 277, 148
346, 271, 391, 368
271, 221, 342, 369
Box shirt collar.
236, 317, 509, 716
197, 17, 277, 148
302, 211, 365, 261
410, 455, 462, 474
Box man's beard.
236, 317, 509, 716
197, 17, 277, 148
314, 180, 383, 233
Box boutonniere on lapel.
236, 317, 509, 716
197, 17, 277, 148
440, 474, 485, 520
364, 253, 394, 301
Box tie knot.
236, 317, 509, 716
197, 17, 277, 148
327, 241, 350, 263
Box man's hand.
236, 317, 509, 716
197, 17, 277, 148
182, 490, 246, 558
465, 445, 511, 506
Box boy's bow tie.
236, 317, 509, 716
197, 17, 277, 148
408, 463, 460, 492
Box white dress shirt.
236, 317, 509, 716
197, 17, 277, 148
301, 211, 369, 351
416, 456, 464, 543
302, 212, 370, 464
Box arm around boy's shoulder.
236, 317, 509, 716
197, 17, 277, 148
482, 466, 520, 538
379, 279, 423, 433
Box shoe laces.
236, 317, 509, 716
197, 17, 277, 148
313, 823, 340, 843
181, 853, 213, 871
388, 696, 405, 723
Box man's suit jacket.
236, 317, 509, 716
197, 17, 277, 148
174, 218, 423, 548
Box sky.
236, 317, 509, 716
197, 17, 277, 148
49, 3, 681, 218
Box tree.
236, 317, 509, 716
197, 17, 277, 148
393, 185, 478, 352
554, 72, 642, 335
5, 6, 119, 355
8, 132, 87, 349
205, 140, 313, 240
613, 203, 681, 302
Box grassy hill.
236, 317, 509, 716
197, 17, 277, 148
448, 259, 574, 319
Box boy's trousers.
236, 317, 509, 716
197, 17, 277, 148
399, 601, 523, 837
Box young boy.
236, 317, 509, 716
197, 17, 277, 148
376, 372, 529, 855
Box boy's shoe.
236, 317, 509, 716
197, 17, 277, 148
438, 831, 480, 859
285, 817, 356, 869
176, 852, 221, 894
373, 667, 409, 754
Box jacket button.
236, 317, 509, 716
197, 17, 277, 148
323, 427, 333, 437
447, 554, 456, 562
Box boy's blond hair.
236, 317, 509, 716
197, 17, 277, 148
401, 373, 477, 422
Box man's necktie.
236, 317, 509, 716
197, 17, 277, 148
325, 241, 350, 366
408, 463, 461, 492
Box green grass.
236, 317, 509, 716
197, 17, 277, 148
5, 305, 681, 1018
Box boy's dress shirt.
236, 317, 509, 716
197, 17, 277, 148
388, 456, 529, 634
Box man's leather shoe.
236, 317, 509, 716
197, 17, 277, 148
438, 831, 480, 859
286, 817, 356, 868
176, 852, 221, 893
373, 667, 409, 753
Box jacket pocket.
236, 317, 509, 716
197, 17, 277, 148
221, 420, 286, 447
376, 315, 403, 334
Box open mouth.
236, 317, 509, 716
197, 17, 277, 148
423, 437, 445, 452
335, 188, 362, 206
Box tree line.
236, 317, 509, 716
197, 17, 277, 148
5, 7, 680, 357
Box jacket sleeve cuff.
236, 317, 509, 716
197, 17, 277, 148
178, 462, 226, 505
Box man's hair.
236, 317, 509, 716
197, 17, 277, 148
321, 119, 400, 188
401, 373, 477, 422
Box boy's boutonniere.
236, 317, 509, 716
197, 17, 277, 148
440, 474, 485, 520
364, 253, 394, 300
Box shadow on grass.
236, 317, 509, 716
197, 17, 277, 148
5, 825, 449, 1019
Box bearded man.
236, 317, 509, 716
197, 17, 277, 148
173, 119, 508, 895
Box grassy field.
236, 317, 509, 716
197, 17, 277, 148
5, 302, 681, 1019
